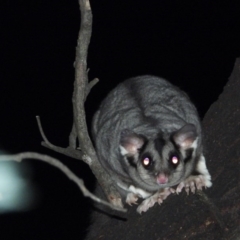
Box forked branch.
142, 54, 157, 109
34, 0, 124, 210
0, 0, 125, 212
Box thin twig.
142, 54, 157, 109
85, 78, 99, 99
36, 116, 50, 144
36, 116, 92, 164
0, 152, 126, 212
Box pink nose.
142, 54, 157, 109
157, 174, 168, 184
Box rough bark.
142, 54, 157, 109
85, 58, 240, 240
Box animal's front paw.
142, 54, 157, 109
137, 188, 174, 214
176, 154, 212, 195
158, 187, 175, 201
126, 192, 139, 205
137, 195, 157, 214
176, 174, 212, 195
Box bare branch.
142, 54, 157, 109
34, 0, 124, 209
72, 0, 123, 207
36, 113, 123, 208
36, 116, 90, 163
88, 78, 99, 89
36, 115, 51, 145
73, 0, 94, 152
0, 152, 126, 212
41, 142, 82, 160
85, 78, 99, 99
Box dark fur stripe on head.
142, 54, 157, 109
138, 139, 149, 155
154, 136, 165, 156
127, 156, 137, 168
184, 148, 193, 163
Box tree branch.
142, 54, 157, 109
0, 152, 126, 212
34, 0, 124, 209
70, 0, 123, 207
36, 115, 85, 161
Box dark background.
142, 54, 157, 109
0, 0, 240, 239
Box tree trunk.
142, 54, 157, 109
85, 58, 240, 240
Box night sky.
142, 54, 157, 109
0, 0, 240, 239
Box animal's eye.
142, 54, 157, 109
169, 155, 180, 168
171, 156, 179, 164
141, 156, 153, 169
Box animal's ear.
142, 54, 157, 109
120, 129, 145, 156
173, 124, 198, 149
